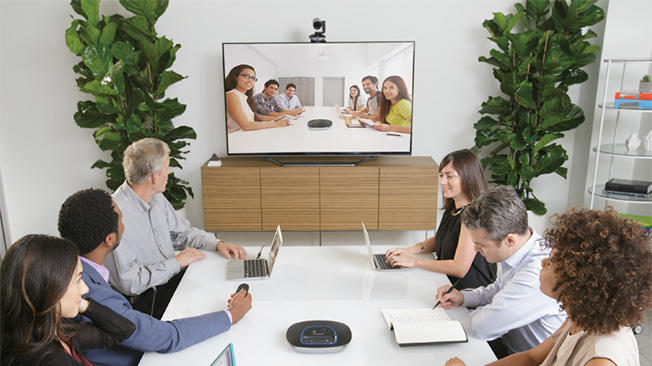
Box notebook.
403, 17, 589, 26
226, 225, 283, 280
381, 308, 468, 346
362, 222, 401, 271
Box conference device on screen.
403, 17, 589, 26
222, 41, 415, 165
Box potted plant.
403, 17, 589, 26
65, 0, 196, 209
640, 75, 652, 93
474, 0, 604, 215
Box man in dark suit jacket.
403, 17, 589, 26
58, 188, 252, 366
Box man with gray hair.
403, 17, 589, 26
435, 186, 565, 358
105, 137, 246, 318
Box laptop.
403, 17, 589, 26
362, 222, 401, 271
226, 225, 283, 280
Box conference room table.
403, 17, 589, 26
138, 245, 497, 365
227, 106, 411, 154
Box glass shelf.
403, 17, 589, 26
588, 185, 652, 204
603, 58, 652, 64
593, 144, 652, 159
598, 103, 652, 113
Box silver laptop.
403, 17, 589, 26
226, 225, 283, 280
362, 222, 401, 271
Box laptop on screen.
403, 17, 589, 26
226, 225, 283, 280
362, 222, 401, 271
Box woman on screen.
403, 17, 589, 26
346, 85, 366, 112
385, 149, 495, 290
224, 64, 289, 133
446, 207, 651, 366
1, 235, 136, 365
373, 75, 412, 134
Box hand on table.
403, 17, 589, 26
385, 249, 417, 268
445, 357, 466, 366
373, 122, 390, 132
436, 285, 464, 309
175, 247, 206, 268
216, 241, 246, 260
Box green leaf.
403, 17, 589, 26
111, 41, 140, 66
91, 159, 112, 169
122, 15, 155, 40
71, 0, 86, 18
99, 20, 118, 46
474, 116, 499, 131
533, 132, 564, 153
97, 131, 123, 151
120, 0, 169, 24
65, 20, 84, 55
82, 44, 113, 80
125, 114, 142, 134
81, 80, 118, 96
489, 49, 512, 69
154, 98, 186, 121
526, 0, 550, 22
154, 71, 185, 99
84, 23, 101, 43
524, 198, 546, 215
74, 101, 115, 128
96, 95, 120, 114
480, 96, 511, 115
165, 125, 196, 141
81, 0, 100, 25
514, 82, 536, 109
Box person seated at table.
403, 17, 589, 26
104, 138, 248, 319
345, 85, 366, 112
276, 83, 305, 113
385, 149, 495, 290
1, 234, 136, 365
225, 64, 289, 133
253, 79, 301, 117
445, 207, 651, 366
58, 188, 252, 365
436, 186, 566, 358
373, 75, 412, 134
351, 75, 381, 121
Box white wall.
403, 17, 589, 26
0, 0, 614, 246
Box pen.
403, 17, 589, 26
255, 243, 266, 259
385, 133, 401, 137
433, 277, 463, 309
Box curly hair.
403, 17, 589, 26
544, 207, 652, 334
58, 188, 118, 255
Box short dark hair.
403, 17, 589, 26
545, 207, 652, 334
58, 189, 118, 255
362, 75, 378, 86
264, 79, 279, 88
462, 185, 528, 242
286, 83, 296, 90
439, 149, 488, 210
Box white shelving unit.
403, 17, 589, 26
589, 58, 652, 209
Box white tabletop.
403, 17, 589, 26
227, 106, 411, 154
138, 246, 496, 365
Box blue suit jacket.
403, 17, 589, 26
81, 260, 231, 366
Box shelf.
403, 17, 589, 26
598, 103, 652, 113
588, 185, 652, 204
603, 58, 652, 64
593, 144, 652, 159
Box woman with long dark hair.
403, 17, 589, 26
224, 64, 289, 133
386, 149, 495, 290
373, 75, 412, 134
1, 235, 135, 365
346, 85, 365, 112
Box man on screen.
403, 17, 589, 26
276, 83, 305, 113
253, 79, 301, 117
351, 75, 381, 121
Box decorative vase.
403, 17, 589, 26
640, 81, 652, 93
644, 131, 652, 152
626, 133, 641, 151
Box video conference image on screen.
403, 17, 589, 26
223, 42, 414, 155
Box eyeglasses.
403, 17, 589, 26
239, 73, 258, 82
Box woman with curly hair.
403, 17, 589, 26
446, 207, 651, 366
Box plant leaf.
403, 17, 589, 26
82, 44, 113, 80
154, 71, 185, 99
81, 0, 100, 25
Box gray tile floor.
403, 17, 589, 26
638, 310, 652, 366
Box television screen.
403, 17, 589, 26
222, 41, 414, 156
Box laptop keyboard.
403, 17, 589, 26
374, 254, 393, 270
244, 259, 267, 277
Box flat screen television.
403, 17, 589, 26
222, 41, 415, 157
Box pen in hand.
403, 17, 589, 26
433, 277, 463, 309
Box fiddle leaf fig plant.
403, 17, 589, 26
65, 0, 196, 209
474, 0, 604, 215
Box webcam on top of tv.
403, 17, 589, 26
309, 18, 326, 43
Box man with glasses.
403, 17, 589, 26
253, 79, 301, 117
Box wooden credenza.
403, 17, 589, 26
201, 156, 438, 231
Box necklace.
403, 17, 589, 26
451, 206, 466, 216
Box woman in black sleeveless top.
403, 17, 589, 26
386, 149, 495, 289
